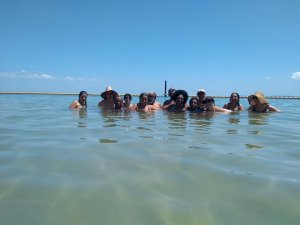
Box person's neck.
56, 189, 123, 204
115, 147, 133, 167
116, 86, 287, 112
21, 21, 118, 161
79, 100, 85, 107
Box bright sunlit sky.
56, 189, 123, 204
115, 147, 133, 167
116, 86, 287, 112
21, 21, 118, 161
0, 0, 299, 96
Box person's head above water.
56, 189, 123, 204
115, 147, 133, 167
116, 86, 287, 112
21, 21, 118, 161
168, 88, 176, 97
147, 92, 157, 105
248, 92, 268, 105
101, 86, 118, 100
139, 92, 149, 106
114, 96, 123, 109
171, 90, 189, 105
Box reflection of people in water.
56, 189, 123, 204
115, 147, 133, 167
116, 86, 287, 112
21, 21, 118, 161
248, 112, 269, 126
223, 92, 244, 111
166, 90, 188, 112
248, 92, 280, 113
98, 86, 118, 109
69, 91, 88, 109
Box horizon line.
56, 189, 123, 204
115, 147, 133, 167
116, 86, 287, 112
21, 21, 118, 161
1, 92, 300, 99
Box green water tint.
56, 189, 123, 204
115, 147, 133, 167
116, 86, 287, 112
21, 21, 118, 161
0, 95, 300, 225
99, 139, 119, 143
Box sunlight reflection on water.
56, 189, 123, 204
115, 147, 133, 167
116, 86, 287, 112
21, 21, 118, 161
0, 95, 300, 225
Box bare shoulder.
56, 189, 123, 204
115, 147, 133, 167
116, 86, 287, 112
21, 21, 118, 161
239, 104, 244, 111
98, 100, 105, 106
130, 104, 138, 111
268, 105, 281, 112
70, 100, 80, 109
215, 106, 231, 113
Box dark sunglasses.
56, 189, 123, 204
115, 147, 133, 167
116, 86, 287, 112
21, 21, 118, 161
203, 100, 214, 104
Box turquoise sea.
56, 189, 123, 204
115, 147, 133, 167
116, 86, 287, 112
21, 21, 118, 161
0, 94, 299, 225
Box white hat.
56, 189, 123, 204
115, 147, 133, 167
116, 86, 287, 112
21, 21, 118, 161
197, 89, 206, 94
101, 86, 118, 99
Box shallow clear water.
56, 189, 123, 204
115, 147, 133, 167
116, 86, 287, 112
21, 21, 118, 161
0, 94, 300, 225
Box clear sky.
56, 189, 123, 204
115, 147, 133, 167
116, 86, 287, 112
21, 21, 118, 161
1, 0, 299, 96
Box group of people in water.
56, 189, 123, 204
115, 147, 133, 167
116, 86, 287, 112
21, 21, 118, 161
69, 86, 281, 113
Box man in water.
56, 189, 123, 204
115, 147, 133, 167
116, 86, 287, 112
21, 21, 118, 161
147, 92, 161, 109
162, 88, 176, 109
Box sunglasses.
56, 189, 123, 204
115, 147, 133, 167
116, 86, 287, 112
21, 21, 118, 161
203, 100, 214, 104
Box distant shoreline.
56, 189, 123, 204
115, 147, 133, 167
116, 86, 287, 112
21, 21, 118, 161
0, 92, 299, 99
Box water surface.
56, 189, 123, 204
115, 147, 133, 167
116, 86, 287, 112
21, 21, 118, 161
0, 94, 299, 225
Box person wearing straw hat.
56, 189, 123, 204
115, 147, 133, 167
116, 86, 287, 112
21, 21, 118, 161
98, 86, 118, 109
248, 92, 280, 112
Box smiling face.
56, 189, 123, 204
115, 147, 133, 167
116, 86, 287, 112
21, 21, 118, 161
140, 94, 148, 106
197, 91, 206, 101
175, 94, 185, 106
230, 93, 239, 102
105, 91, 114, 100
123, 94, 132, 104
114, 96, 123, 109
147, 92, 156, 105
248, 96, 258, 106
189, 98, 198, 109
78, 91, 88, 106
79, 92, 87, 101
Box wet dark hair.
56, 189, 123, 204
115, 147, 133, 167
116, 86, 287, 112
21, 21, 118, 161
203, 97, 215, 104
78, 91, 88, 108
123, 93, 132, 100
139, 92, 148, 100
230, 92, 240, 100
229, 92, 240, 107
189, 97, 199, 105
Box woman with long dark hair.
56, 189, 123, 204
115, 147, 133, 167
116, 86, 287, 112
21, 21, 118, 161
69, 91, 88, 109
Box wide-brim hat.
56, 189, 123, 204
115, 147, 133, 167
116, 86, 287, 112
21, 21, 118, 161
248, 92, 268, 104
171, 90, 189, 104
101, 86, 118, 99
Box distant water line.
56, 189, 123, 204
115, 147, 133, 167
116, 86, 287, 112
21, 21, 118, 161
1, 92, 300, 99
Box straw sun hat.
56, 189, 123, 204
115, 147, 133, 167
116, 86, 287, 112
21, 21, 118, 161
100, 86, 118, 99
248, 92, 268, 104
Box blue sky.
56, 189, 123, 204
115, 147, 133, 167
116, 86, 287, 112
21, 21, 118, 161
0, 0, 299, 96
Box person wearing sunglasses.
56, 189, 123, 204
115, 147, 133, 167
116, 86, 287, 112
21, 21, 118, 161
203, 97, 232, 113
122, 93, 133, 109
